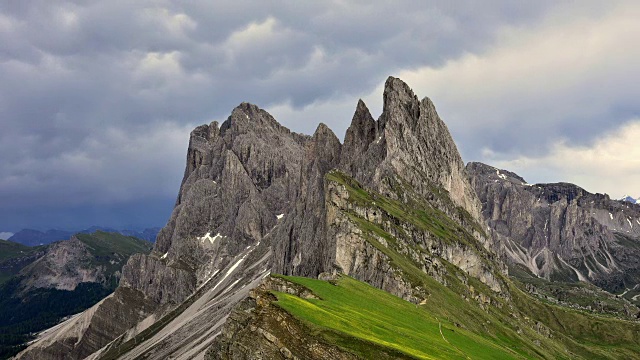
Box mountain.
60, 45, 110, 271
0, 232, 152, 359
16, 77, 640, 360
621, 195, 639, 204
467, 162, 640, 310
8, 227, 160, 247
8, 229, 74, 247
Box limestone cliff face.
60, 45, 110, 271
467, 162, 640, 293
338, 78, 482, 225
155, 102, 309, 292
324, 172, 504, 302
271, 123, 343, 278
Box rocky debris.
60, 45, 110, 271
467, 161, 640, 294
14, 287, 159, 360
87, 242, 272, 360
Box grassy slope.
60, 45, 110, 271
275, 275, 520, 360
0, 240, 44, 284
269, 171, 640, 360
75, 231, 153, 276
0, 240, 33, 262
76, 231, 152, 258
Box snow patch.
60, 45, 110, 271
276, 214, 284, 220
496, 170, 507, 180
221, 279, 242, 295
627, 218, 633, 228
161, 252, 168, 259
197, 269, 220, 290
199, 232, 224, 245
609, 213, 613, 220
225, 255, 246, 277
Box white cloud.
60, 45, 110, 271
0, 232, 13, 240
488, 120, 640, 198
397, 2, 640, 157
385, 1, 640, 197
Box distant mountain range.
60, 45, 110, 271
621, 195, 640, 204
7, 226, 160, 246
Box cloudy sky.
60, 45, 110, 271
1, 1, 638, 234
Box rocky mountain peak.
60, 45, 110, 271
366, 76, 483, 223
466, 162, 527, 184
344, 99, 377, 147
309, 123, 342, 165
222, 102, 289, 139
380, 76, 421, 130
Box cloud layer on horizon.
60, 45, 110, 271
0, 1, 638, 231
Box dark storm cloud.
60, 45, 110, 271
0, 1, 597, 230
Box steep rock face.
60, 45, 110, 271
120, 254, 195, 305
272, 123, 343, 277
324, 171, 503, 302
155, 102, 309, 287
467, 162, 640, 294
341, 77, 482, 224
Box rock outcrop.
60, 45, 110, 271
18, 237, 103, 292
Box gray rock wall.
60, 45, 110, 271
468, 161, 640, 293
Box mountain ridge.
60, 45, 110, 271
8, 227, 161, 247
15, 77, 640, 360
467, 161, 640, 301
